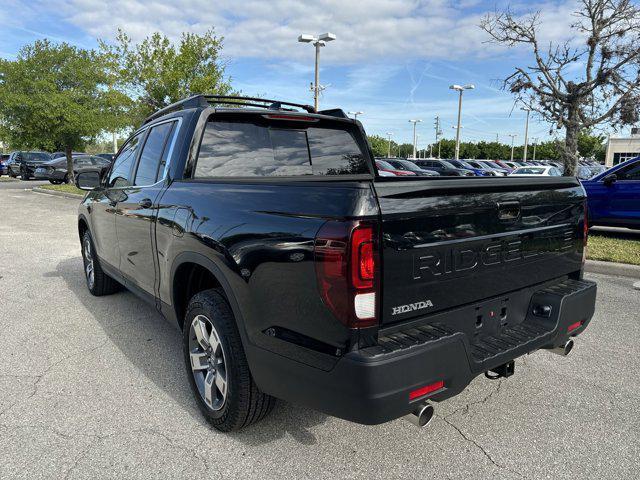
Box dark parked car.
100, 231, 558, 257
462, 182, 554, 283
383, 158, 439, 176
50, 151, 85, 159
75, 95, 596, 432
96, 153, 115, 162
0, 154, 9, 176
413, 159, 474, 176
582, 157, 640, 229
34, 155, 112, 184
6, 151, 52, 179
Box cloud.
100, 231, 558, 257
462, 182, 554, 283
24, 0, 581, 64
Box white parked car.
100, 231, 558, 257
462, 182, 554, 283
509, 166, 562, 177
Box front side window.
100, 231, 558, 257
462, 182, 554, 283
195, 120, 369, 178
618, 162, 640, 181
108, 134, 142, 188
134, 122, 175, 186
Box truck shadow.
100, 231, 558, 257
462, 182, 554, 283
47, 256, 328, 446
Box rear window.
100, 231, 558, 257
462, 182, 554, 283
195, 120, 369, 177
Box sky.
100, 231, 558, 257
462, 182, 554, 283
0, 0, 619, 147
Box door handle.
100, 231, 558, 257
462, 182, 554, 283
138, 198, 153, 209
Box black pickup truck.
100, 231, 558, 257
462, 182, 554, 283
76, 95, 596, 432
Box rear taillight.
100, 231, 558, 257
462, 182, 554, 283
314, 220, 379, 328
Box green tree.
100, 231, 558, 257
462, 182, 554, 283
103, 29, 236, 125
0, 40, 111, 182
482, 0, 640, 176
368, 135, 392, 157
577, 131, 606, 161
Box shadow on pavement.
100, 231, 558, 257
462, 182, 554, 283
47, 256, 327, 445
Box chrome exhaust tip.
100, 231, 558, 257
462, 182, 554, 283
549, 339, 574, 356
404, 402, 435, 428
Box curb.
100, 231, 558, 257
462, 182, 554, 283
584, 259, 640, 279
32, 187, 83, 200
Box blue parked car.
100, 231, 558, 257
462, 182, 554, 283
448, 159, 490, 176
582, 157, 640, 229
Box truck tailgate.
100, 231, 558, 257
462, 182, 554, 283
374, 177, 586, 325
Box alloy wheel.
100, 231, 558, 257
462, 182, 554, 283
189, 315, 228, 411
83, 236, 95, 290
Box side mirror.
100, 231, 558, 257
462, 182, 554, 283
75, 170, 102, 191
602, 173, 617, 186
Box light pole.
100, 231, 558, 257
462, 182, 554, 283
449, 84, 475, 160
348, 111, 363, 120
409, 119, 422, 159
522, 108, 531, 161
532, 137, 539, 161
298, 32, 336, 111
386, 132, 393, 158
508, 134, 518, 161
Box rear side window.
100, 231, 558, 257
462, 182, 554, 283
134, 122, 175, 186
108, 134, 142, 188
195, 120, 368, 177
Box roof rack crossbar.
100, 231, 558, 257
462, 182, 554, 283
142, 94, 318, 125
202, 95, 316, 113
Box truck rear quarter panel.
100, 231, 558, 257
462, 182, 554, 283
155, 180, 379, 358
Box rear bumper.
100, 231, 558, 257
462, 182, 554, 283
250, 278, 597, 425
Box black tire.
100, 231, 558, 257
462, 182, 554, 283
49, 179, 63, 185
63, 173, 70, 184
183, 289, 275, 432
81, 230, 121, 296
21, 172, 30, 180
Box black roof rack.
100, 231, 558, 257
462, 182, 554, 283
143, 94, 318, 125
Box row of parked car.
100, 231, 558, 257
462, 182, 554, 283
374, 157, 606, 178
0, 151, 115, 183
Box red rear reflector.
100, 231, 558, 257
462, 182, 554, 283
568, 321, 583, 333
409, 380, 444, 401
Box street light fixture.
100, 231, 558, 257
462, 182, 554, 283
298, 32, 336, 111
522, 107, 531, 161
449, 84, 475, 160
408, 119, 422, 159
386, 132, 393, 158
348, 111, 364, 120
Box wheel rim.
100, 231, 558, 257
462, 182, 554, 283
189, 315, 228, 411
83, 236, 95, 289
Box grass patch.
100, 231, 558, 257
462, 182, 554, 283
0, 176, 18, 182
39, 183, 85, 196
587, 230, 640, 266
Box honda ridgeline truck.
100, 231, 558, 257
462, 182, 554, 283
76, 95, 597, 431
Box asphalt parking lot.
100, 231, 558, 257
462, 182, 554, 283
0, 180, 638, 480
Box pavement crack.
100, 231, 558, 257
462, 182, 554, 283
440, 414, 524, 479
445, 379, 504, 419
0, 338, 111, 419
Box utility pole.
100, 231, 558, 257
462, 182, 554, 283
532, 137, 539, 161
298, 33, 336, 111
112, 132, 118, 154
508, 134, 518, 161
449, 84, 475, 160
522, 108, 531, 161
386, 132, 393, 158
496, 133, 500, 143
348, 111, 363, 120
409, 119, 422, 159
